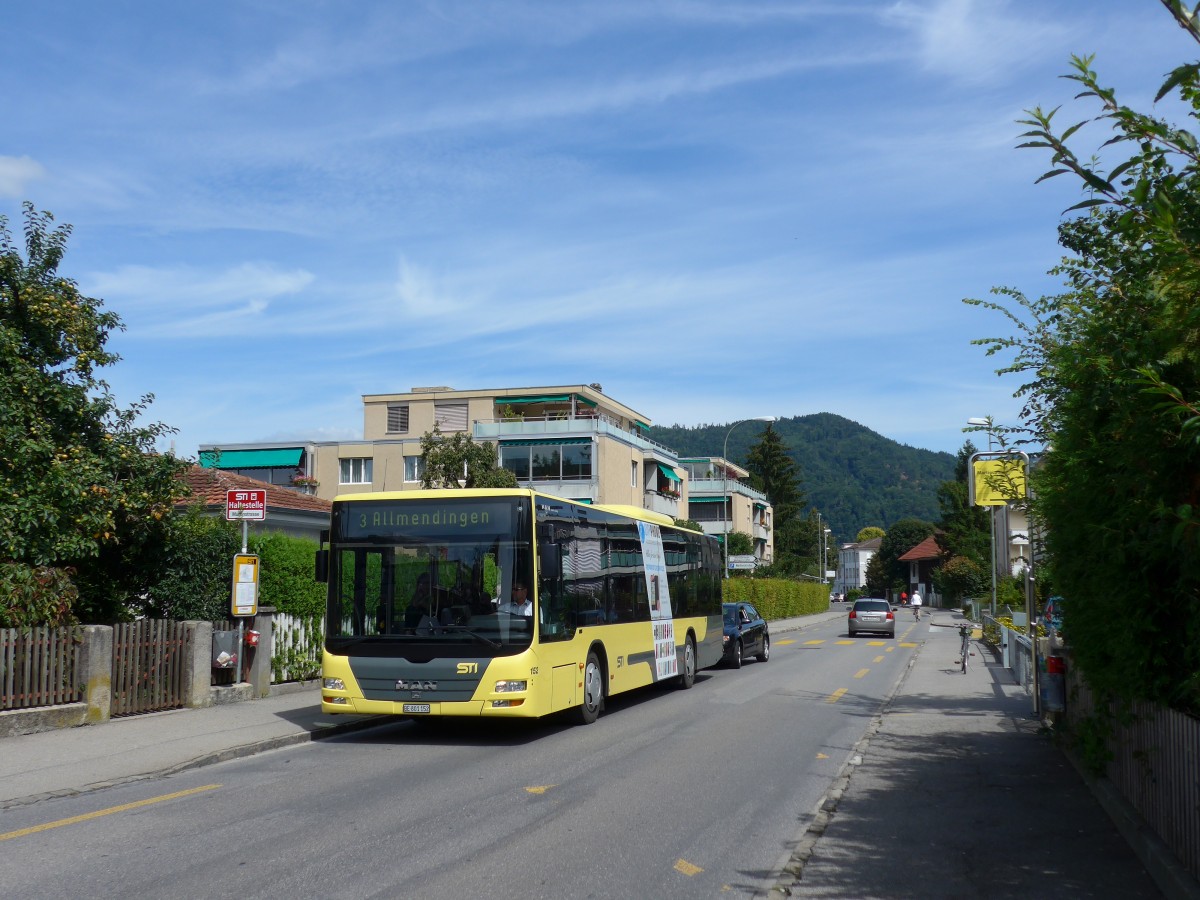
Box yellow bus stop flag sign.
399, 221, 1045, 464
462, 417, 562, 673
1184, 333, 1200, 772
972, 458, 1026, 506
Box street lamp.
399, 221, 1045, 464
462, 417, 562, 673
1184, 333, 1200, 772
823, 527, 831, 585
723, 416, 778, 578
966, 417, 997, 616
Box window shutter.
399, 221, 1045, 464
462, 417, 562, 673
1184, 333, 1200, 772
387, 404, 409, 433
434, 402, 468, 431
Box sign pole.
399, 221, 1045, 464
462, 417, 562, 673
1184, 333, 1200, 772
225, 489, 265, 687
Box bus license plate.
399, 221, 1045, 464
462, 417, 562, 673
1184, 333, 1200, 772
403, 703, 431, 714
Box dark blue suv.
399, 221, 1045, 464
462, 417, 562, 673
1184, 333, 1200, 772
722, 602, 770, 668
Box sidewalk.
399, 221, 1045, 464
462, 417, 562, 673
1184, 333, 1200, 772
0, 683, 378, 809
770, 606, 1188, 900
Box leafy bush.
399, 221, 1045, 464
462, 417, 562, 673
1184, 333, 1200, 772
142, 506, 241, 621
249, 531, 324, 618
722, 577, 829, 619
0, 562, 78, 628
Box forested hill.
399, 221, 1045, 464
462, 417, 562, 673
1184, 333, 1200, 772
648, 413, 956, 541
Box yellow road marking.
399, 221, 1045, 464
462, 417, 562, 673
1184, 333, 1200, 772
0, 784, 221, 842
826, 688, 848, 703
674, 858, 703, 876
525, 785, 556, 794
866, 640, 886, 646
816, 752, 829, 759
899, 642, 918, 647
776, 639, 795, 646
804, 639, 825, 645
835, 640, 855, 645
853, 668, 870, 679
873, 655, 885, 663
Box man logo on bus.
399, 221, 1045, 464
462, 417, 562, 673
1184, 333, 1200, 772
396, 679, 437, 691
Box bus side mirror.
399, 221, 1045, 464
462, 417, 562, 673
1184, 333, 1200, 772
539, 543, 561, 579
315, 548, 328, 583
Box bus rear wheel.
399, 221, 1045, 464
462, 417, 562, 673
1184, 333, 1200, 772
575, 650, 603, 725
677, 636, 696, 689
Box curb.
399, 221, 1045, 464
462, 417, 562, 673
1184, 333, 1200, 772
766, 633, 926, 896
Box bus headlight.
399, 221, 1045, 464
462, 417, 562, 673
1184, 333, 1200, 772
494, 680, 527, 693
323, 677, 346, 691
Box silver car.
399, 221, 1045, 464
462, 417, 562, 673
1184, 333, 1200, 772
848, 598, 895, 638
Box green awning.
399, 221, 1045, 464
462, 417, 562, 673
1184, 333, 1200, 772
688, 496, 726, 503
503, 395, 570, 404
499, 438, 593, 447
657, 463, 681, 482
199, 448, 303, 469
634, 420, 650, 431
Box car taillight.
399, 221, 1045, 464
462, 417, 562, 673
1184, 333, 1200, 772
848, 610, 856, 619
886, 611, 894, 620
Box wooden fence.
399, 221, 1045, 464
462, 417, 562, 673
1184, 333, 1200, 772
110, 620, 191, 717
272, 612, 323, 683
0, 626, 81, 711
1066, 671, 1200, 885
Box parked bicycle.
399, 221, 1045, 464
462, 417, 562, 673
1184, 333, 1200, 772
956, 624, 971, 673
930, 621, 974, 673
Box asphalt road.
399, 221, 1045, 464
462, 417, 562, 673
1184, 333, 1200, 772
0, 614, 920, 899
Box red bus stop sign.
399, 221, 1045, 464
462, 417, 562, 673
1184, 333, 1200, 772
225, 489, 267, 521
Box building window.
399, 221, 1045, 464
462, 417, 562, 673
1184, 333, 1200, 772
404, 455, 425, 483
387, 404, 409, 433
339, 457, 374, 485
500, 442, 592, 482
434, 402, 468, 431
631, 461, 638, 487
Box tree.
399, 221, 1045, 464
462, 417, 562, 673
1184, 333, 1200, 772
0, 203, 189, 622
726, 531, 754, 556
967, 5, 1200, 714
856, 526, 885, 542
419, 426, 518, 489
872, 518, 937, 594
745, 424, 805, 524
934, 442, 990, 567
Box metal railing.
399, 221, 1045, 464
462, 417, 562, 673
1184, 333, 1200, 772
982, 612, 1035, 693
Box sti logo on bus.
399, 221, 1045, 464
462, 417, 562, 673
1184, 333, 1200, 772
396, 679, 437, 691
457, 662, 479, 674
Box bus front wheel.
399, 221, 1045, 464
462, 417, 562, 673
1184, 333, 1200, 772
677, 636, 696, 689
575, 650, 603, 725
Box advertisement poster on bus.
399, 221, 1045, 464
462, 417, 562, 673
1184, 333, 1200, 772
637, 521, 677, 679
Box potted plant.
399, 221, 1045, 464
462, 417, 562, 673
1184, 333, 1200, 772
291, 474, 320, 493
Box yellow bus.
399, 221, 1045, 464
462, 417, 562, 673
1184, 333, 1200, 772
317, 488, 724, 724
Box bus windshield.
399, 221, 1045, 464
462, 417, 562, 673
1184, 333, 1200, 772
325, 496, 534, 653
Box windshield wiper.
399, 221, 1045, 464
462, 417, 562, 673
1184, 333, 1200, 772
440, 625, 501, 648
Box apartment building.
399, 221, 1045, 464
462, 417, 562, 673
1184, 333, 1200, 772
198, 384, 775, 564
678, 457, 773, 565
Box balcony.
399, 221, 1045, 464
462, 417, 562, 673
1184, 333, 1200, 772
474, 415, 678, 456
644, 491, 680, 517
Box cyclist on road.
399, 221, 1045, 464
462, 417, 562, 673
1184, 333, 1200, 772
911, 589, 923, 620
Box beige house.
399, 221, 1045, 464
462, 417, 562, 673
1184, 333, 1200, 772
200, 384, 706, 524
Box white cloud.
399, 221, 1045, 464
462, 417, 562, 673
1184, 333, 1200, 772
85, 262, 315, 337
883, 0, 1063, 85
0, 156, 46, 198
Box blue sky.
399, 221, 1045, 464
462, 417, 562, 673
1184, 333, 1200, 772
3, 1, 1190, 457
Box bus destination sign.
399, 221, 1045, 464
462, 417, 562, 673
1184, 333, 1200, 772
226, 489, 267, 521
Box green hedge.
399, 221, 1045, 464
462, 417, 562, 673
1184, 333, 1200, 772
721, 578, 829, 619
